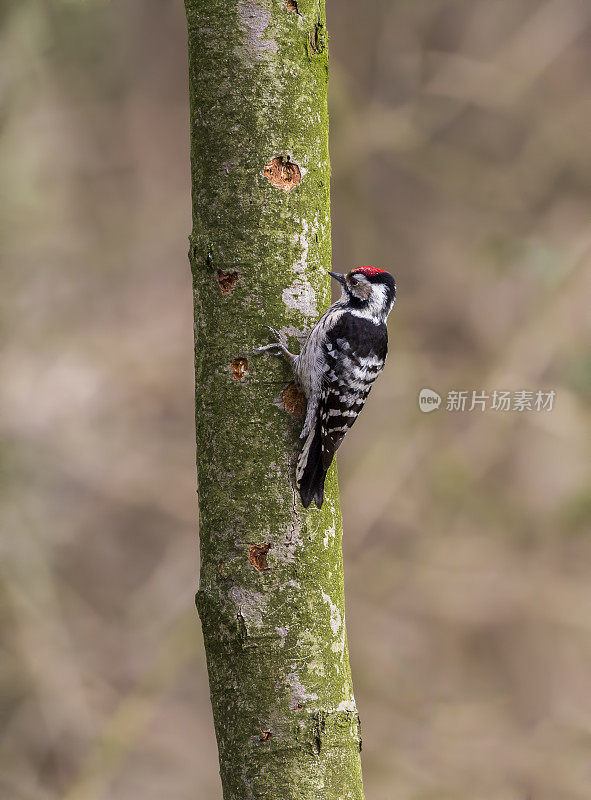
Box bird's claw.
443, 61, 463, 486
253, 342, 281, 354
254, 325, 296, 361
267, 326, 289, 348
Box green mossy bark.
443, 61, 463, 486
185, 1, 365, 797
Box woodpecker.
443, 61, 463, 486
256, 266, 397, 509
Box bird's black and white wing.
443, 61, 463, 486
297, 313, 388, 508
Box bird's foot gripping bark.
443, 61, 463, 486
253, 326, 297, 367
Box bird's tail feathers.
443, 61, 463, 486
296, 418, 327, 509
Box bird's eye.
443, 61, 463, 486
350, 276, 358, 286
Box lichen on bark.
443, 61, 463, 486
185, 1, 365, 797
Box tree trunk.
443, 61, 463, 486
185, 1, 365, 797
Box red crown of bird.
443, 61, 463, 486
351, 266, 388, 277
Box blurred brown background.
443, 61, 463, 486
2, 1, 591, 798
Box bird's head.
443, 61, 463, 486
329, 266, 396, 321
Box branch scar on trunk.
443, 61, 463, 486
263, 156, 301, 193
216, 269, 239, 295
248, 543, 273, 571
281, 381, 306, 418
231, 357, 248, 380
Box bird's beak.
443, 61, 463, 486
328, 271, 347, 286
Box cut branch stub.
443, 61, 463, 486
284, 0, 298, 11
231, 357, 248, 381
216, 269, 239, 295
248, 543, 273, 571
308, 21, 327, 55
263, 156, 301, 193
281, 381, 306, 418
